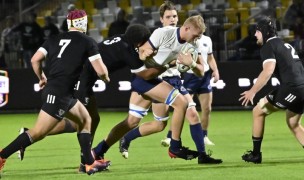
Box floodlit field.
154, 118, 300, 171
0, 111, 303, 179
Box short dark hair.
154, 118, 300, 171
124, 24, 151, 46
159, 1, 177, 18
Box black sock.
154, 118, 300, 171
77, 133, 94, 165
252, 136, 263, 154
0, 133, 32, 159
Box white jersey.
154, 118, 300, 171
145, 26, 186, 67
188, 35, 212, 73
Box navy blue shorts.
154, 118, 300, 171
183, 70, 212, 94
163, 76, 188, 95
131, 76, 163, 94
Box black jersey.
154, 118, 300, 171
41, 31, 100, 95
260, 37, 304, 86
75, 34, 145, 96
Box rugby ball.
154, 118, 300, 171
177, 43, 198, 73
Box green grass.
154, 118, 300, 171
0, 111, 304, 179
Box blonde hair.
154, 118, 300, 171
183, 15, 206, 33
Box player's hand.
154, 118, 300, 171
140, 49, 157, 61
239, 90, 255, 106
101, 74, 110, 83
177, 53, 192, 66
212, 70, 220, 83
39, 77, 47, 90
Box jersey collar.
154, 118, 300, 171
177, 28, 186, 44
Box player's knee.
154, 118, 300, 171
63, 118, 77, 133
165, 89, 183, 106
155, 121, 167, 131
201, 105, 211, 115
257, 98, 276, 115
153, 113, 169, 122
129, 104, 149, 119
126, 114, 142, 128
186, 106, 200, 124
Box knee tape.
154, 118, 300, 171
165, 89, 180, 106
153, 112, 169, 121
129, 104, 149, 118
187, 102, 196, 109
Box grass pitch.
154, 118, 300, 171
0, 110, 303, 180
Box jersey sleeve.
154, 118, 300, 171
206, 36, 213, 55
260, 43, 276, 63
87, 38, 101, 61
39, 39, 50, 56
148, 27, 166, 50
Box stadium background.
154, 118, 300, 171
0, 0, 294, 112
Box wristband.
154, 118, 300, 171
190, 61, 197, 69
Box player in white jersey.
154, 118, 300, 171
119, 1, 222, 164
92, 14, 206, 162
182, 34, 220, 146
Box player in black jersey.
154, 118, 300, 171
16, 24, 165, 173
0, 10, 110, 175
239, 16, 304, 164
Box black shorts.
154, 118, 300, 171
266, 85, 304, 114
41, 87, 77, 120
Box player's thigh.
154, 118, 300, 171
145, 81, 175, 103
30, 110, 59, 140
129, 91, 152, 109
198, 92, 212, 108
66, 100, 91, 125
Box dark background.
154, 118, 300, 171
0, 61, 275, 112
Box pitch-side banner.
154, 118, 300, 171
0, 61, 276, 111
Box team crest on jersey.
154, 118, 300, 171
58, 109, 65, 116
180, 86, 186, 92
275, 102, 285, 108
268, 95, 273, 100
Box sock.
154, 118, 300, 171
252, 136, 263, 154
80, 150, 85, 165
202, 129, 207, 137
170, 138, 182, 151
77, 133, 94, 165
190, 123, 205, 153
166, 130, 172, 139
93, 140, 109, 158
124, 127, 142, 142
0, 133, 32, 159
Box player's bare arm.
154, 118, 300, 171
207, 54, 220, 82
239, 60, 275, 106
31, 50, 47, 89
90, 57, 110, 83
138, 42, 157, 61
